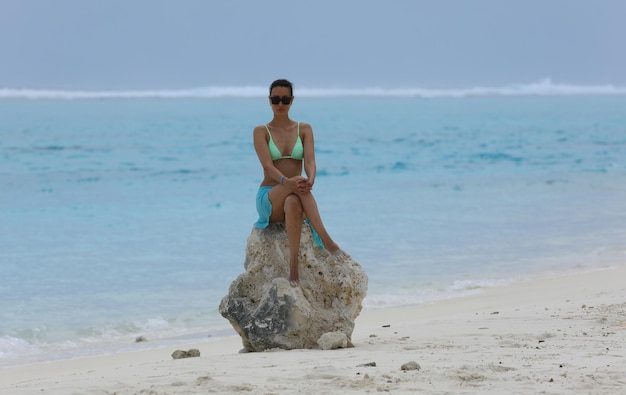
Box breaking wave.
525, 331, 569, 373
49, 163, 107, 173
1, 79, 626, 100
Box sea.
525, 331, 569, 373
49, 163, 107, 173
1, 81, 625, 367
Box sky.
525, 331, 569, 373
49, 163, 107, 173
1, 0, 625, 90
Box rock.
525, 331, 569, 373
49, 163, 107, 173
171, 349, 201, 359
357, 362, 377, 367
135, 335, 148, 343
317, 331, 349, 350
401, 361, 421, 371
219, 223, 368, 352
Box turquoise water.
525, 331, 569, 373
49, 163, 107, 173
1, 95, 625, 366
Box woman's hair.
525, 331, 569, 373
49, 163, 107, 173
269, 79, 293, 96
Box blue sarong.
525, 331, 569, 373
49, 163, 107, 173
254, 186, 274, 229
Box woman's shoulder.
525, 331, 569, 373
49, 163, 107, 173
253, 124, 269, 133
253, 125, 270, 144
298, 121, 313, 133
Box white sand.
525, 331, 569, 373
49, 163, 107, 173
2, 264, 625, 394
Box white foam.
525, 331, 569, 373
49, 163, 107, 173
0, 317, 233, 367
0, 335, 40, 360
362, 277, 512, 310
1, 79, 625, 100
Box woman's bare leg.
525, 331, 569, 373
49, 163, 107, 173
296, 192, 349, 260
295, 193, 336, 250
267, 185, 348, 286
267, 182, 337, 251
284, 194, 304, 286
268, 186, 306, 286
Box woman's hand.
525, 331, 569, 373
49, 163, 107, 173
293, 176, 313, 195
282, 176, 312, 194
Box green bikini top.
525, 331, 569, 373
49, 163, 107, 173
265, 122, 304, 161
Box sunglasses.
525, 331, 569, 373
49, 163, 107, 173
269, 96, 293, 105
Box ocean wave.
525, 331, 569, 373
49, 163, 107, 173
0, 335, 41, 360
0, 316, 234, 367
2, 79, 626, 100
362, 278, 511, 310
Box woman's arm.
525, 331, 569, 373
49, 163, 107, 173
301, 122, 316, 186
253, 126, 284, 184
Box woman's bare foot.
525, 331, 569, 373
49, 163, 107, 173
323, 239, 339, 252
288, 277, 300, 287
332, 249, 350, 261
288, 260, 300, 287
288, 271, 300, 287
325, 241, 350, 262
330, 248, 350, 262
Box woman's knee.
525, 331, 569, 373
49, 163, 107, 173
284, 194, 303, 216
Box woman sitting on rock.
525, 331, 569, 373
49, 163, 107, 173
253, 79, 348, 287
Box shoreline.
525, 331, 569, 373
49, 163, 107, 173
2, 262, 625, 394
1, 263, 613, 369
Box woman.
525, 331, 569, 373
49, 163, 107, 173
253, 79, 348, 287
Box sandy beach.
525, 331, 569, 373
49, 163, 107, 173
2, 263, 625, 395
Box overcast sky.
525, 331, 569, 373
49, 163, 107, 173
1, 0, 624, 90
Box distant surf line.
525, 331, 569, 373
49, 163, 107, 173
2, 79, 626, 100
